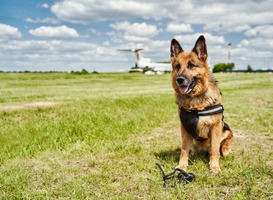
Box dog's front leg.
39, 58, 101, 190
177, 125, 192, 171
209, 122, 222, 173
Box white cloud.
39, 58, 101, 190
245, 25, 273, 38
50, 0, 273, 34
180, 1, 273, 33
166, 23, 193, 33
203, 22, 251, 33
51, 0, 155, 24
238, 38, 273, 50
109, 21, 160, 42
41, 3, 49, 9
29, 25, 79, 38
110, 21, 159, 37
0, 23, 21, 40
25, 17, 60, 25
0, 38, 128, 72
123, 35, 150, 42
227, 24, 251, 33
90, 28, 100, 36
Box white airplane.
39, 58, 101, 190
117, 49, 171, 74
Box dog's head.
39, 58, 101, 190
170, 35, 210, 98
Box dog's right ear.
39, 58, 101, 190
170, 39, 183, 58
192, 35, 207, 61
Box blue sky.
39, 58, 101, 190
0, 0, 273, 72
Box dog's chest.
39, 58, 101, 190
179, 109, 221, 141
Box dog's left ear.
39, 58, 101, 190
192, 35, 207, 61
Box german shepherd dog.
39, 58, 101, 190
170, 35, 233, 173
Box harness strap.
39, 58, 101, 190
197, 104, 224, 116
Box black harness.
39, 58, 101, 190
179, 104, 231, 141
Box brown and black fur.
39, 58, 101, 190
170, 35, 233, 173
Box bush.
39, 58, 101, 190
71, 69, 89, 75
213, 63, 235, 73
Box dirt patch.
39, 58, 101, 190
233, 131, 247, 138
250, 98, 271, 105
0, 101, 61, 111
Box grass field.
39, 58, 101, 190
0, 72, 272, 199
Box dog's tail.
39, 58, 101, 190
220, 124, 233, 156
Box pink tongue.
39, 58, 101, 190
179, 85, 189, 94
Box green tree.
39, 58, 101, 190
81, 69, 89, 74
71, 69, 89, 75
213, 62, 235, 73
246, 64, 253, 72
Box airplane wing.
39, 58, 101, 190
117, 49, 144, 61
117, 49, 143, 52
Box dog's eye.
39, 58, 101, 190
175, 63, 181, 70
188, 61, 196, 69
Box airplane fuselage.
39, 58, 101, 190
137, 59, 171, 72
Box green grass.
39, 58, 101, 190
0, 72, 272, 199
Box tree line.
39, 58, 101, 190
212, 63, 254, 72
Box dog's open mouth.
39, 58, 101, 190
179, 78, 196, 94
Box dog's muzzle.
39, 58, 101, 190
176, 76, 196, 94
176, 75, 190, 86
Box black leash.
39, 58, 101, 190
156, 163, 195, 188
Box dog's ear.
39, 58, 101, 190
192, 35, 207, 61
170, 39, 183, 58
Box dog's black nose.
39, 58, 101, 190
176, 76, 187, 86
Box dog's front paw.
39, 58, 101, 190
175, 165, 187, 171
209, 165, 221, 174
